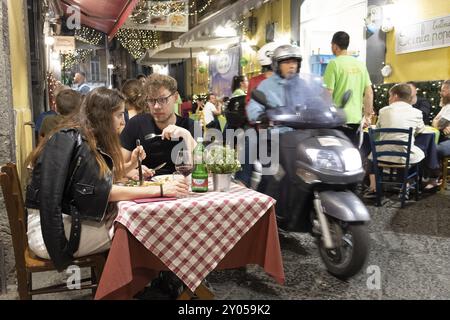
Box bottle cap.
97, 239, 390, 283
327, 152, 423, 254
197, 137, 204, 143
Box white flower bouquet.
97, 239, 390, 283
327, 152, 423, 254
204, 144, 241, 174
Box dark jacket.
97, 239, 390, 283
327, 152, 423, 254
413, 97, 431, 125
25, 128, 113, 270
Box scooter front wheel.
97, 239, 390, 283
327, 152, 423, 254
318, 220, 369, 279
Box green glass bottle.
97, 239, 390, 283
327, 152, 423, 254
191, 137, 208, 192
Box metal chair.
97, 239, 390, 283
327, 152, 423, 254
368, 127, 421, 208
0, 163, 106, 299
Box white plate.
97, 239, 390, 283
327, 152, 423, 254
151, 174, 173, 183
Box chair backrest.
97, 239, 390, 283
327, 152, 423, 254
0, 163, 28, 272
224, 95, 247, 129
368, 127, 414, 168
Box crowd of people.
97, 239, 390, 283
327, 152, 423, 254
25, 31, 450, 297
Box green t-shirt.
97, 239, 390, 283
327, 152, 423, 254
232, 89, 246, 97
323, 55, 372, 124
174, 95, 182, 115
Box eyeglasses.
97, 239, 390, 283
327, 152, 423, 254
146, 92, 175, 107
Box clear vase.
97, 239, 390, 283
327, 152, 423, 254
212, 173, 231, 192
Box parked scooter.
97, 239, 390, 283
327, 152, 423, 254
249, 78, 370, 279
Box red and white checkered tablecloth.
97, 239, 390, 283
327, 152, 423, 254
114, 182, 276, 293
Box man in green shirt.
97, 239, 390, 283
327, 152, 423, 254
174, 94, 182, 115
323, 31, 374, 146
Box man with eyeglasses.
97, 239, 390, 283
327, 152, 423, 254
120, 74, 197, 176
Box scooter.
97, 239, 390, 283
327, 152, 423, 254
249, 81, 370, 279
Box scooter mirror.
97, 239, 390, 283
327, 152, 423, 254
252, 89, 270, 108
341, 90, 352, 108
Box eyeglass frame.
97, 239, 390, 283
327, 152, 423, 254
146, 92, 176, 107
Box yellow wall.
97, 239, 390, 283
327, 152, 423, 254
252, 0, 291, 48
242, 0, 291, 77
8, 0, 33, 179
385, 0, 450, 83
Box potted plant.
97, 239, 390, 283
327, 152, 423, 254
204, 144, 241, 191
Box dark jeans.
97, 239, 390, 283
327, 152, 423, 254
205, 118, 221, 131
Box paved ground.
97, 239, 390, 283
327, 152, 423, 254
1, 188, 450, 300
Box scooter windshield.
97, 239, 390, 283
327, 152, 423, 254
266, 73, 347, 129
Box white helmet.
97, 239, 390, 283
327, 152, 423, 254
257, 42, 280, 66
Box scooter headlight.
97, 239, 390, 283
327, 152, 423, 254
342, 148, 362, 172
305, 149, 344, 172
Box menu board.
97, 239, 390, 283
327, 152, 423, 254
123, 0, 189, 32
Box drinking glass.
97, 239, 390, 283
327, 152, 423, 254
174, 150, 193, 183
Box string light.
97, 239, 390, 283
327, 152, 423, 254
189, 0, 212, 16
61, 49, 93, 70
130, 0, 212, 22
116, 29, 159, 60
373, 81, 443, 119
46, 72, 59, 110
75, 26, 103, 46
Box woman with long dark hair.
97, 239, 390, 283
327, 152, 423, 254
25, 87, 188, 270
231, 75, 248, 97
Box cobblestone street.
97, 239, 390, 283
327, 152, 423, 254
1, 190, 449, 300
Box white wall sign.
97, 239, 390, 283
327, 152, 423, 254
53, 36, 75, 53
395, 15, 450, 54
122, 0, 189, 32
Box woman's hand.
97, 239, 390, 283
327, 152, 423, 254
130, 145, 146, 167
161, 179, 189, 198
126, 165, 154, 180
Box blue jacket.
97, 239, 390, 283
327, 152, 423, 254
247, 73, 311, 133
247, 73, 288, 122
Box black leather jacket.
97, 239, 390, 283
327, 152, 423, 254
25, 128, 113, 270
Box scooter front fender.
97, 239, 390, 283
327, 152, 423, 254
319, 191, 370, 222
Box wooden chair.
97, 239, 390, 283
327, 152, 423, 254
177, 282, 214, 300
368, 127, 421, 208
0, 241, 6, 293
0, 163, 106, 299
441, 157, 450, 192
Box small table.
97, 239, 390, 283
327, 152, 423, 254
95, 183, 285, 300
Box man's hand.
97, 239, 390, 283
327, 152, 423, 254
444, 125, 450, 136
362, 113, 373, 129
161, 124, 190, 141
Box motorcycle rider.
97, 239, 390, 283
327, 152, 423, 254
246, 45, 349, 230
247, 44, 303, 132
246, 44, 306, 227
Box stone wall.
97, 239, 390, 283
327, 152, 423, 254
0, 0, 17, 286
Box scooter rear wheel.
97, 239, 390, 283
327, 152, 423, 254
318, 220, 369, 279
